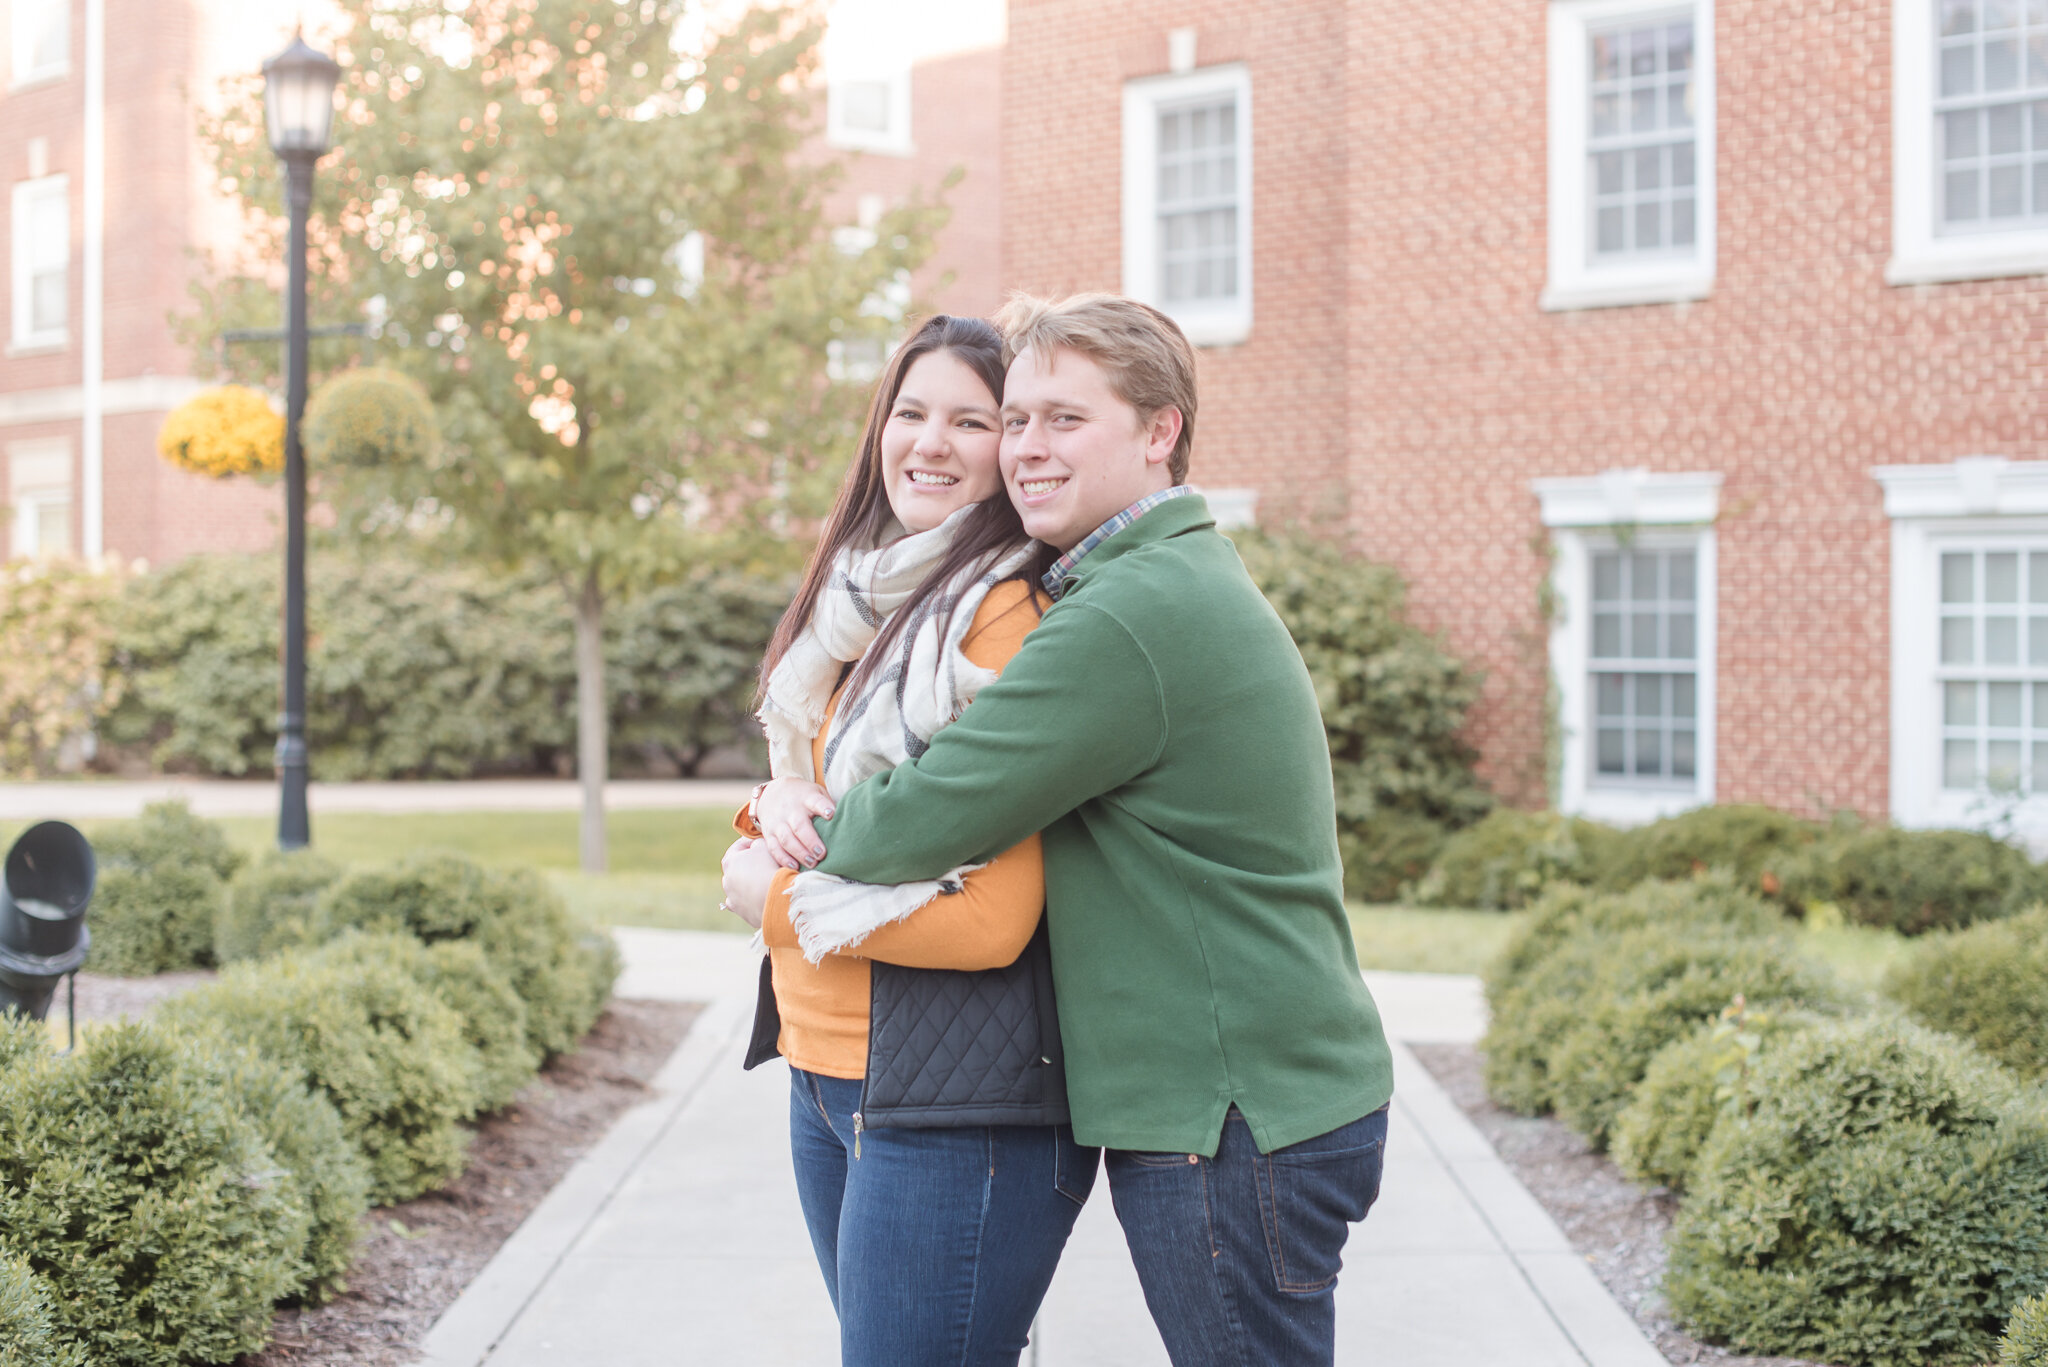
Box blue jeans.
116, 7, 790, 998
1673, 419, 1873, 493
1106, 1105, 1389, 1367
788, 1067, 1099, 1367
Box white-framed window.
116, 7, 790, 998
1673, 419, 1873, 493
10, 174, 68, 349
1534, 468, 1721, 823
1122, 63, 1252, 347
1542, 0, 1716, 312
1890, 0, 2048, 284
9, 0, 68, 87
825, 70, 911, 156
7, 439, 72, 559
1875, 457, 2048, 840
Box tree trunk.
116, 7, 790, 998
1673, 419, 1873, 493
574, 568, 608, 873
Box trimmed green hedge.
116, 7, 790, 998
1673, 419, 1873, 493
215, 849, 345, 965
1591, 802, 1820, 896
1666, 1017, 2048, 1367
0, 1018, 311, 1367
85, 800, 244, 976
314, 853, 617, 1058
1772, 824, 2048, 934
1611, 1006, 1818, 1192
0, 1252, 85, 1367
1232, 529, 1493, 902
1884, 907, 2048, 1079
1412, 809, 1619, 911
2003, 1289, 2048, 1367
163, 942, 484, 1204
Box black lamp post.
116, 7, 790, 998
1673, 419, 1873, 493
261, 34, 340, 851
0, 822, 95, 1027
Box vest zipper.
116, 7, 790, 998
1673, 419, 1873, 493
852, 1110, 863, 1159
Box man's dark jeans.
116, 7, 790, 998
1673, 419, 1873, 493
788, 1068, 1099, 1367
1106, 1104, 1389, 1367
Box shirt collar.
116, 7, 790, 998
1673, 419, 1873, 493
1041, 485, 1198, 600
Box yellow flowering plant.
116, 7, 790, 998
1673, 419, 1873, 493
156, 385, 284, 479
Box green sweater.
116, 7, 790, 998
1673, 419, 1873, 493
814, 494, 1394, 1155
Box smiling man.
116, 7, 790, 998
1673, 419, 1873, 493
804, 293, 1395, 1367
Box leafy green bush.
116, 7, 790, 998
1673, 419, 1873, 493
162, 943, 484, 1204
1593, 803, 1820, 896
314, 853, 616, 1058
215, 849, 345, 964
608, 567, 792, 776
0, 1251, 85, 1367
1612, 1005, 1818, 1192
2001, 1289, 2048, 1367
1482, 877, 1794, 1117
184, 1033, 371, 1304
1667, 1016, 2048, 1367
317, 930, 539, 1111
0, 1018, 309, 1367
303, 364, 438, 469
1885, 906, 2048, 1079
1232, 529, 1493, 901
85, 800, 242, 975
1774, 823, 2048, 935
1412, 809, 1619, 910
0, 557, 125, 778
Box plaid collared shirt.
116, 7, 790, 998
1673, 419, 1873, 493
1040, 485, 1198, 601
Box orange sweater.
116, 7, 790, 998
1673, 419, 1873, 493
737, 579, 1048, 1079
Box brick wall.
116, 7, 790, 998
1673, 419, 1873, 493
1001, 0, 2048, 815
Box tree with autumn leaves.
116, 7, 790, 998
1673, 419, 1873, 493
192, 0, 943, 869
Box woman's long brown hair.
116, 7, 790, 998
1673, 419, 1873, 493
758, 315, 1054, 712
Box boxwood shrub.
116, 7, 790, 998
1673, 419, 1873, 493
1884, 906, 2048, 1079
0, 1252, 85, 1367
1591, 803, 1820, 896
215, 849, 344, 965
314, 854, 617, 1058
1611, 1007, 1819, 1192
1773, 823, 2048, 934
1666, 1016, 2048, 1367
1412, 809, 1621, 911
0, 1018, 309, 1367
2002, 1290, 2048, 1367
163, 941, 484, 1204
85, 800, 243, 976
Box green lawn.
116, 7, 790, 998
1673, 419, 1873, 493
1347, 901, 1917, 989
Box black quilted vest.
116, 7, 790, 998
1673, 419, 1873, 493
743, 916, 1071, 1128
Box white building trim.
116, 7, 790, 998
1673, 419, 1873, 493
82, 0, 106, 556
0, 374, 206, 428
1887, 0, 2048, 286
1541, 0, 1717, 312
1122, 61, 1253, 348
1537, 468, 1721, 825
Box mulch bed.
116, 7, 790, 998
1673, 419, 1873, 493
1409, 1042, 1828, 1367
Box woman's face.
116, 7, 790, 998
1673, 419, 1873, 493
879, 350, 1004, 534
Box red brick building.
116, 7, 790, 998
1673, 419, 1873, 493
0, 0, 281, 565
1000, 0, 2048, 841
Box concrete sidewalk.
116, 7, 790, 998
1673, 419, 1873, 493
418, 930, 1666, 1367
0, 778, 756, 821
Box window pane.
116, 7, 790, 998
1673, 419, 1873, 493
1988, 615, 2021, 663
1989, 37, 2022, 90
31, 271, 64, 334
1949, 167, 1984, 219
1594, 613, 1623, 656
1945, 43, 1980, 96
1673, 141, 1697, 187
1988, 0, 2021, 27
1672, 197, 1697, 246
1944, 615, 1976, 663
1667, 22, 1694, 69
1668, 79, 1693, 127
1593, 552, 1623, 601
2029, 34, 2048, 87
1947, 109, 1982, 161
1631, 85, 1659, 132
2036, 158, 2048, 213
1631, 611, 1661, 658
1948, 680, 1979, 724
1634, 673, 1664, 717
1597, 150, 1626, 194
1629, 28, 1657, 76
2030, 551, 2048, 602
1943, 551, 1976, 603
1991, 163, 2028, 215
2036, 680, 2048, 720
1990, 739, 2024, 789
1672, 672, 1697, 719
1596, 206, 1626, 252
1630, 551, 1660, 597
1596, 672, 1627, 717
1593, 32, 1622, 81
1990, 102, 2026, 153
1991, 680, 2025, 725
1634, 201, 1663, 249
1592, 93, 1621, 137
1946, 738, 1978, 788
1668, 611, 1696, 659
1671, 729, 1696, 779
1635, 146, 1664, 190
2035, 738, 2048, 787
1597, 728, 1627, 774
2030, 615, 2048, 664
1944, 0, 1979, 34
1987, 551, 2020, 601
1635, 728, 1663, 775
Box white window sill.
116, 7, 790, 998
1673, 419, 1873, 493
8, 65, 69, 92
1540, 272, 1714, 313
6, 336, 68, 358
1570, 785, 1707, 827
1885, 240, 2048, 286
825, 132, 913, 159
1171, 311, 1251, 349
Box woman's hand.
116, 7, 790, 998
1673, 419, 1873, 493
753, 777, 836, 870
719, 837, 780, 931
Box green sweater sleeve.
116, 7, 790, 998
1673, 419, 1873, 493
813, 602, 1166, 883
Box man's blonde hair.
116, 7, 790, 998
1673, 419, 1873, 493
994, 292, 1198, 484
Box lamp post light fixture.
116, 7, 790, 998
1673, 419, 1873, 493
0, 822, 95, 1029
261, 33, 341, 851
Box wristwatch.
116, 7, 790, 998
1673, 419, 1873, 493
746, 781, 771, 832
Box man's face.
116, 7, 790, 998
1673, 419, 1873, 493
1000, 346, 1178, 552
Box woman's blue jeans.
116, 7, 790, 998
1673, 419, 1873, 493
788, 1067, 1099, 1367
